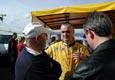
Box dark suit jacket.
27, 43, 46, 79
70, 39, 115, 80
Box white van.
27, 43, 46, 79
0, 35, 12, 55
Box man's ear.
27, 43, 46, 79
89, 31, 94, 39
35, 36, 39, 41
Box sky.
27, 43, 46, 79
0, 0, 114, 34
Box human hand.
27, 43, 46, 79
72, 48, 85, 60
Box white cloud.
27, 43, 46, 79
0, 0, 113, 32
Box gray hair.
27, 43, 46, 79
83, 11, 113, 36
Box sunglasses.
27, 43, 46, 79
61, 31, 70, 33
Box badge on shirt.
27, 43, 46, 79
55, 47, 59, 51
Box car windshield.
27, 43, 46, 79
0, 35, 11, 44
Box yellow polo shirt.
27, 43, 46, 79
45, 41, 90, 80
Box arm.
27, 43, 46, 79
69, 58, 102, 80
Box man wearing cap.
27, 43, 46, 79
15, 23, 62, 80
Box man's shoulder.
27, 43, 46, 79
50, 41, 63, 46
74, 41, 85, 47
74, 41, 89, 54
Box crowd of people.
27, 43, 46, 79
7, 11, 115, 80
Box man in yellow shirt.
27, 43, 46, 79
45, 23, 90, 80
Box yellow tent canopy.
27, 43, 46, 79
32, 2, 115, 16
31, 1, 115, 35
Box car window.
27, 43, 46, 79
0, 35, 11, 44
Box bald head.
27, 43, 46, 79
60, 23, 74, 43
60, 23, 74, 33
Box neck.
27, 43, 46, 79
25, 42, 41, 52
93, 36, 111, 49
65, 37, 74, 44
63, 40, 75, 47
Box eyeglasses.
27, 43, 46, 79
61, 31, 70, 33
84, 28, 94, 34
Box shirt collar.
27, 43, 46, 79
63, 40, 75, 47
25, 46, 42, 56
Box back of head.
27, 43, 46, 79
12, 32, 17, 39
51, 36, 56, 43
18, 37, 25, 43
56, 34, 61, 41
13, 32, 17, 35
83, 11, 113, 36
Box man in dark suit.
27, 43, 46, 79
70, 11, 115, 80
